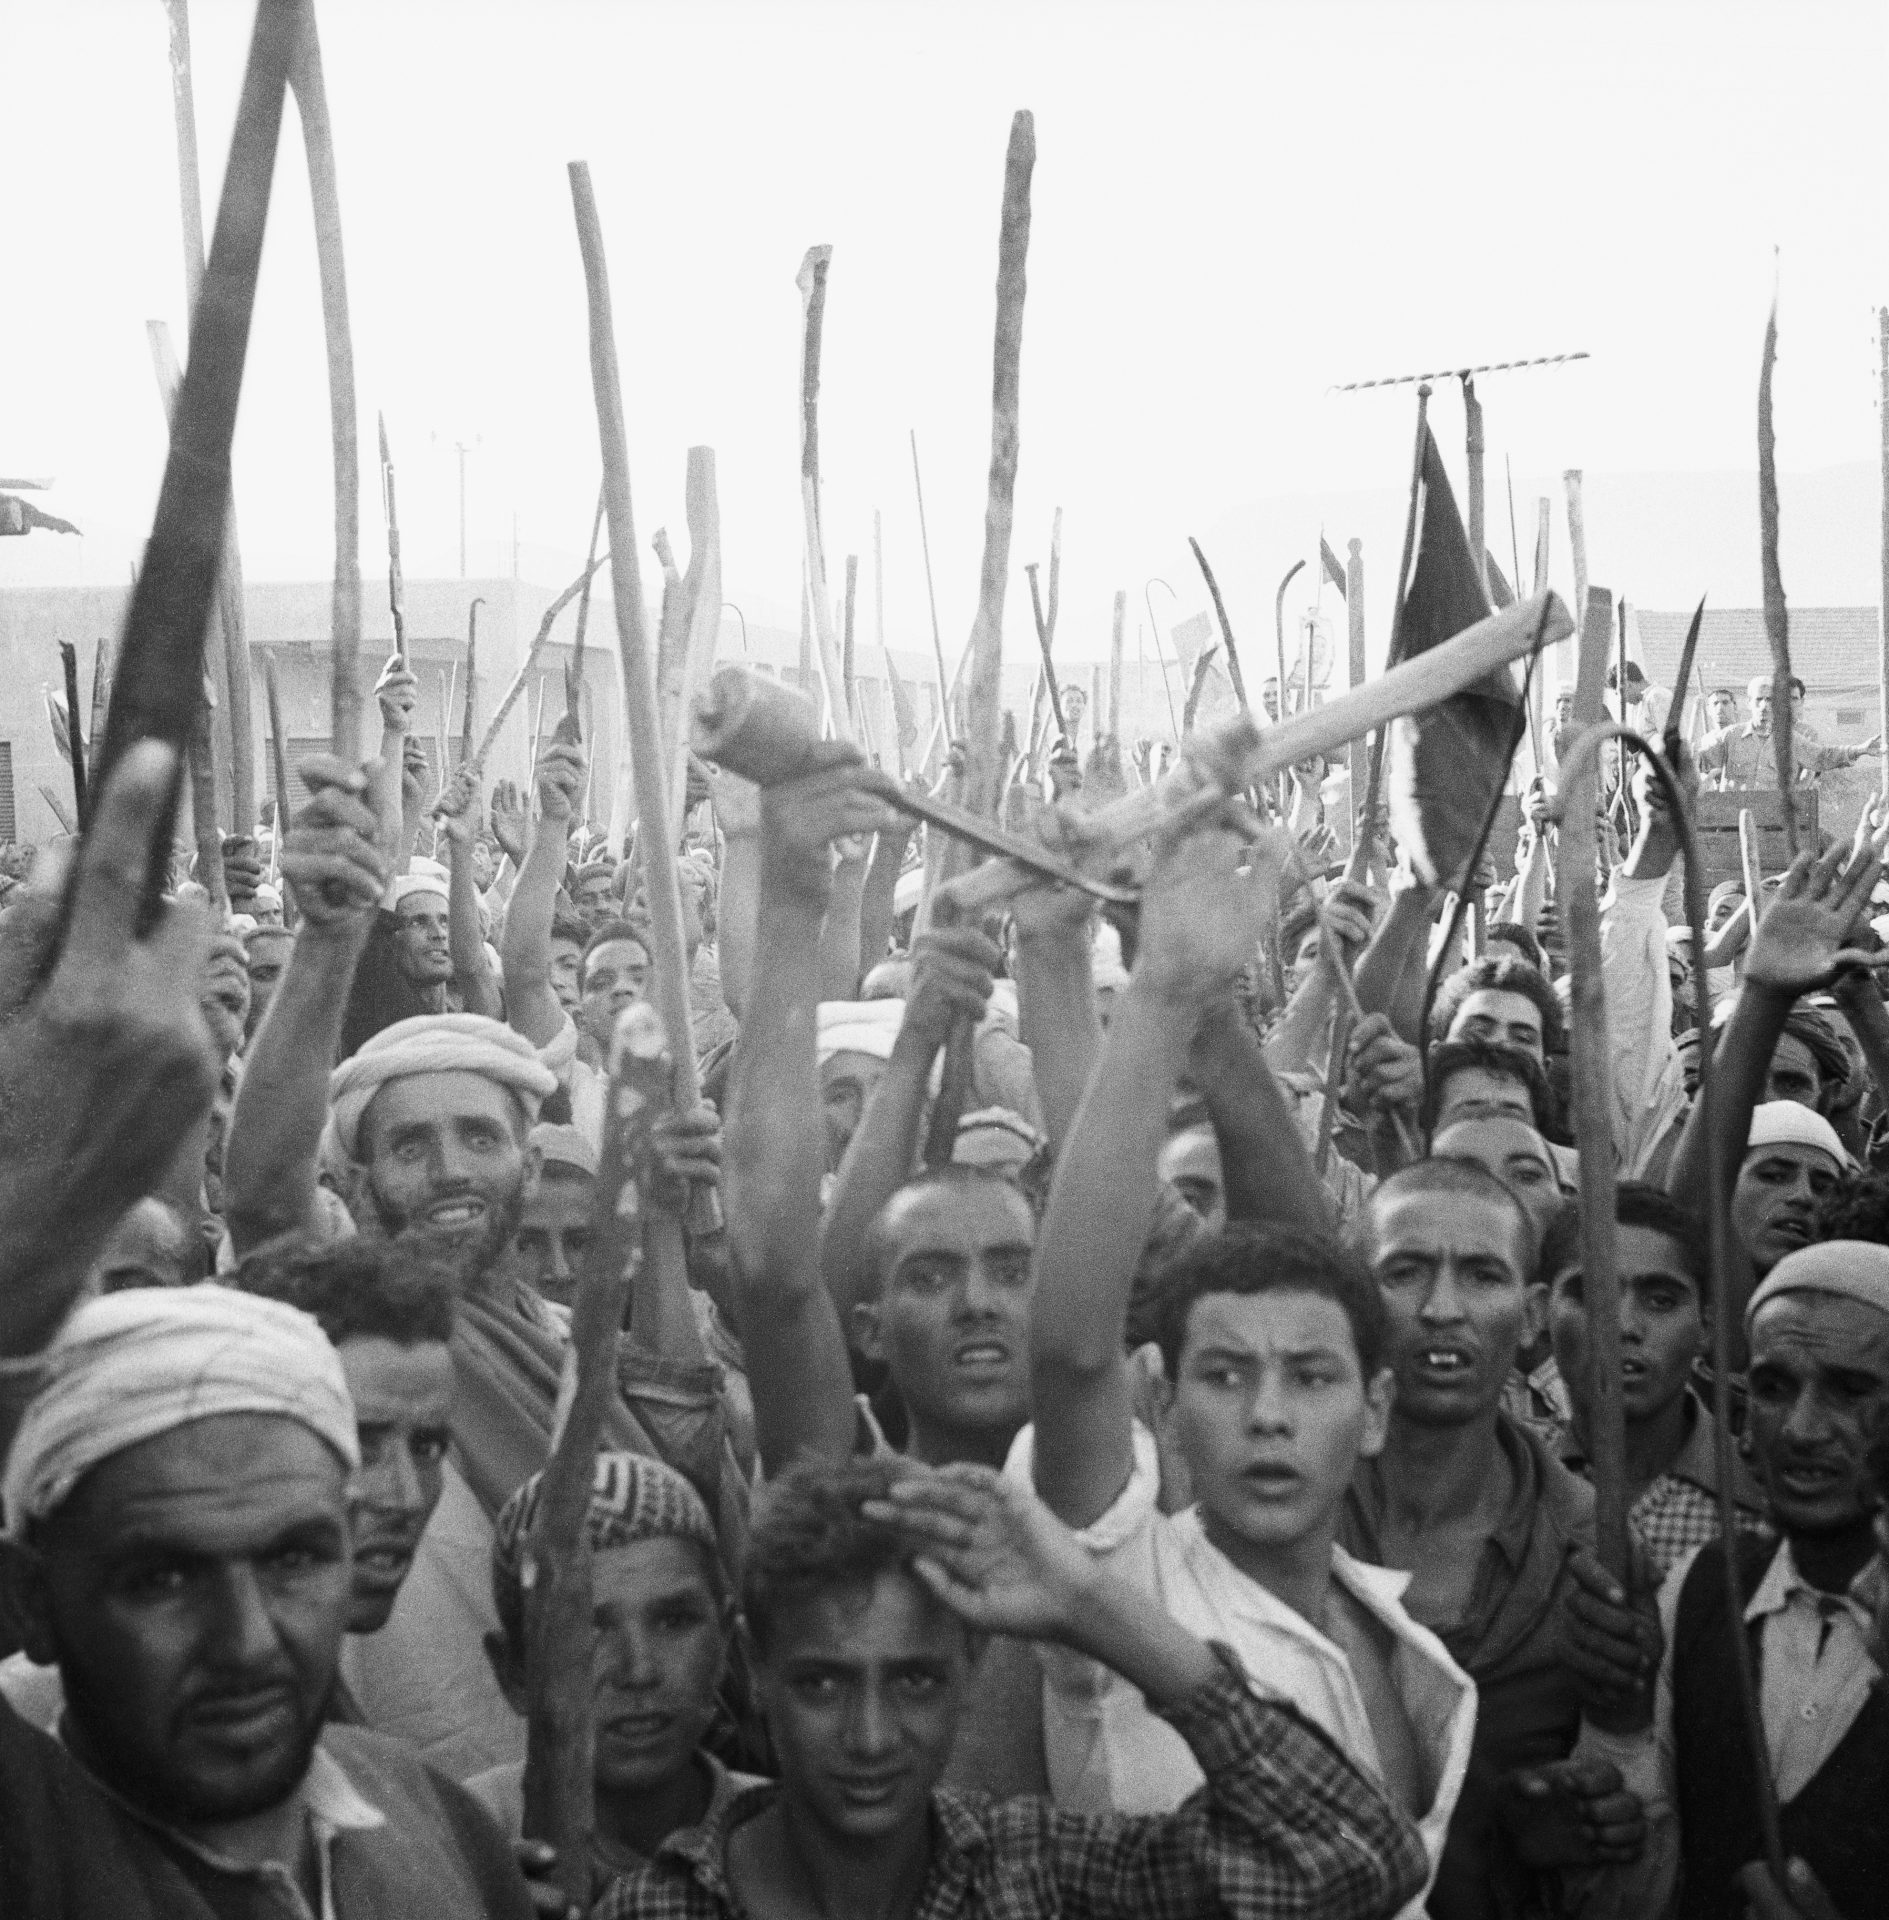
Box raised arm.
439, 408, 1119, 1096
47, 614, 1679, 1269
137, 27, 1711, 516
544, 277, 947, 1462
857, 816, 917, 981
1667, 841, 1881, 1318
817, 836, 871, 1000
1033, 820, 1288, 1528
0, 745, 218, 1360
1351, 871, 1437, 1042
224, 756, 388, 1257
820, 925, 999, 1326
1010, 879, 1100, 1156
710, 770, 760, 1022
499, 740, 585, 1048
437, 767, 501, 1019
1189, 998, 1335, 1232
725, 762, 902, 1473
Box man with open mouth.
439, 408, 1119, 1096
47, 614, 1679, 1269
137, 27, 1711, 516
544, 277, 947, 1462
1565, 1239, 1889, 1919
1342, 1158, 1644, 1920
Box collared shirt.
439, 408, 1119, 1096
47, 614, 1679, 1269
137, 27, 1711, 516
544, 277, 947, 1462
1556, 1390, 1770, 1579
59, 1729, 383, 1920
1697, 722, 1853, 790
593, 1648, 1430, 1920
1576, 1534, 1886, 1918
1006, 1423, 1474, 1920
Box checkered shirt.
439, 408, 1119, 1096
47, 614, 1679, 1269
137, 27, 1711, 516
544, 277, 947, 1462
593, 1647, 1427, 1920
1628, 1470, 1769, 1581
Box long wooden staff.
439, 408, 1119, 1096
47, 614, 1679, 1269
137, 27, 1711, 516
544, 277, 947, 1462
60, 645, 88, 830
660, 449, 724, 833
796, 246, 852, 740
1186, 536, 1251, 715
567, 485, 606, 731
568, 160, 715, 1212
1024, 564, 1067, 741
263, 650, 291, 873
1108, 591, 1126, 742
922, 109, 1034, 1167
95, 0, 296, 912
459, 600, 481, 772
285, 2, 362, 763
159, 0, 256, 832
1758, 280, 1798, 850
520, 1000, 668, 1908
911, 428, 953, 740
874, 507, 914, 777
379, 412, 408, 661
1555, 587, 1630, 1580
842, 554, 860, 737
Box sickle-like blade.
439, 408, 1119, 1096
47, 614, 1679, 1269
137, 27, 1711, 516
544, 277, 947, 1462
1664, 593, 1708, 764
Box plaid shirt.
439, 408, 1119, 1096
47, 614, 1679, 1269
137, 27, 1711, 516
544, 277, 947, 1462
594, 1648, 1427, 1920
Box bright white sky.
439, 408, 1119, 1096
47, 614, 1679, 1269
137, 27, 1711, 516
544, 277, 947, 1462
4, 0, 1887, 672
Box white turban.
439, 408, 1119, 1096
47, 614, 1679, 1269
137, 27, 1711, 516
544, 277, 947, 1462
328, 1012, 558, 1162
1746, 1240, 1889, 1332
817, 999, 905, 1068
393, 856, 450, 908
1746, 1100, 1850, 1170
3, 1286, 359, 1538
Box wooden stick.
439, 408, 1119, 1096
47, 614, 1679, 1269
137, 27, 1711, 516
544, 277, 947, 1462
1564, 470, 1588, 678
1463, 374, 1487, 603
94, 0, 295, 909
842, 553, 860, 737
1024, 564, 1067, 741
37, 786, 76, 836
521, 999, 669, 1905
922, 108, 1034, 1168
796, 246, 852, 740
1558, 588, 1630, 1579
1758, 278, 1798, 847
568, 484, 606, 729
60, 644, 88, 830
1344, 539, 1367, 816
460, 599, 481, 771
159, 0, 257, 830
911, 428, 953, 741
1108, 590, 1126, 741
947, 591, 1572, 915
379, 413, 408, 662
568, 160, 711, 1145
86, 637, 111, 784
286, 3, 363, 765
1879, 309, 1889, 803
1187, 536, 1251, 714
1739, 807, 1765, 929
1272, 560, 1302, 723
666, 449, 724, 832
263, 649, 291, 859
874, 507, 911, 777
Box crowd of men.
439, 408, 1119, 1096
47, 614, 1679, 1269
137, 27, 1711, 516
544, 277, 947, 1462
1, 642, 1887, 1920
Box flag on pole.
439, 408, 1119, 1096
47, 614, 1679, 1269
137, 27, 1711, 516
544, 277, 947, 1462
1320, 535, 1347, 595
1387, 427, 1525, 889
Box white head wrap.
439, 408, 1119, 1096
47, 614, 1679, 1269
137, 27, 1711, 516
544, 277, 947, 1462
1745, 1240, 1889, 1333
393, 856, 450, 909
817, 999, 905, 1068
328, 1012, 558, 1163
1746, 1100, 1850, 1170
3, 1286, 359, 1538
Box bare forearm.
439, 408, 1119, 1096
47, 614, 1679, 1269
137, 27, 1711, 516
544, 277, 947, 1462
1193, 1000, 1334, 1232
717, 830, 760, 1020
726, 876, 857, 1469
631, 1215, 712, 1368
226, 925, 369, 1255
1668, 983, 1788, 1209
1062, 1570, 1219, 1709
1263, 971, 1337, 1077
822, 1032, 935, 1323
858, 828, 913, 981
1837, 978, 1889, 1104
818, 854, 868, 1000
502, 815, 572, 1046
1014, 925, 1099, 1153
447, 842, 499, 1017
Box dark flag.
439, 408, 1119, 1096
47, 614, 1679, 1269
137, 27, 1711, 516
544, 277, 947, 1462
1387, 427, 1526, 888
1485, 550, 1516, 608
1320, 535, 1347, 595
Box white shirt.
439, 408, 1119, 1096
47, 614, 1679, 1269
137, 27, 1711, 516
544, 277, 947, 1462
1576, 1535, 1884, 1918
1006, 1423, 1476, 1920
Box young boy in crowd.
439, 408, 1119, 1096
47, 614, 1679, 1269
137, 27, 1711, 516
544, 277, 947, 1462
596, 1457, 1430, 1920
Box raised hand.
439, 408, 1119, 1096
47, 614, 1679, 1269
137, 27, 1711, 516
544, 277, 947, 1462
1735, 1858, 1847, 1920
1744, 841, 1884, 997
0, 743, 218, 1351
1319, 877, 1382, 955
903, 925, 1001, 1049
280, 755, 388, 927
374, 655, 419, 737
861, 1462, 1099, 1643
1133, 817, 1292, 1007
489, 779, 528, 866
401, 735, 433, 815
435, 766, 482, 848
760, 761, 903, 904
535, 738, 586, 825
